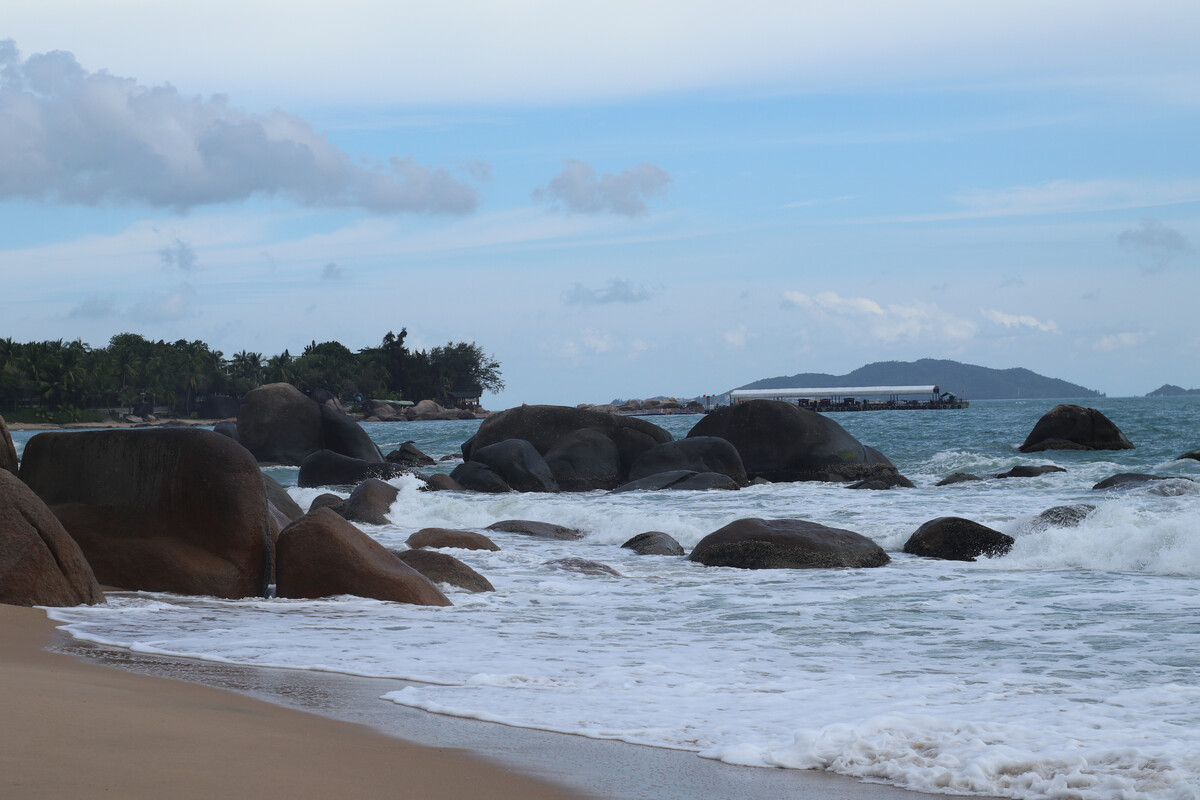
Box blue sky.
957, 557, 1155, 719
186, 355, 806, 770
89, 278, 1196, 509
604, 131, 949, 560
3, 1, 1198, 407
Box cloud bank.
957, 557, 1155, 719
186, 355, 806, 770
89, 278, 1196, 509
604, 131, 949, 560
534, 160, 671, 216
0, 41, 478, 213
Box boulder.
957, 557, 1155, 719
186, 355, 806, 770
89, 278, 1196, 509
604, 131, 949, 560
847, 474, 915, 490
620, 531, 685, 556
263, 474, 304, 523
611, 470, 739, 493
543, 557, 622, 577
0, 470, 105, 607
470, 439, 559, 493
276, 509, 450, 606
385, 441, 436, 466
903, 517, 1014, 562
308, 493, 346, 515
391, 549, 494, 592
1027, 504, 1096, 532
689, 518, 890, 569
628, 437, 748, 486
212, 420, 239, 441
1, 415, 19, 475
449, 461, 512, 493
297, 449, 409, 488
418, 473, 466, 492
236, 383, 382, 465
485, 519, 585, 541
993, 465, 1067, 479
407, 528, 500, 551
1092, 473, 1184, 490
1019, 405, 1134, 453
407, 400, 460, 421
342, 478, 399, 526
544, 429, 623, 491
463, 405, 672, 485
1177, 448, 1200, 462
19, 428, 274, 598
686, 400, 906, 484
936, 472, 983, 486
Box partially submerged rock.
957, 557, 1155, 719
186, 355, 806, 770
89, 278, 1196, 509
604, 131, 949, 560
385, 441, 436, 466
485, 519, 585, 541
936, 472, 983, 486
611, 470, 740, 493
1026, 504, 1096, 532
342, 478, 399, 526
688, 518, 890, 570
993, 465, 1067, 479
392, 549, 494, 593
298, 449, 409, 488
1019, 405, 1134, 453
1092, 473, 1187, 490
620, 531, 685, 556
407, 528, 500, 551
543, 557, 622, 577
627, 437, 748, 487
903, 517, 1013, 562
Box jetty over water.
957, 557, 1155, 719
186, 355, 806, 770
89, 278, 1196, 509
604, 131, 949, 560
729, 385, 968, 411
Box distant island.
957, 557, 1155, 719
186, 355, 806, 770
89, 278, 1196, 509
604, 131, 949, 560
731, 359, 1103, 401
1146, 384, 1200, 397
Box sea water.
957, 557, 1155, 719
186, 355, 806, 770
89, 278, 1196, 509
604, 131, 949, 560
22, 397, 1200, 799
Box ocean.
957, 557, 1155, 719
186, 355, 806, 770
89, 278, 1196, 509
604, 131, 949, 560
17, 397, 1200, 800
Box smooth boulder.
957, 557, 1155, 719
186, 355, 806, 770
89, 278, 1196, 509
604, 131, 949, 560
611, 470, 739, 493
385, 441, 436, 466
298, 449, 409, 488
1, 415, 18, 475
19, 428, 274, 598
407, 528, 500, 551
276, 509, 450, 606
392, 549, 494, 592
688, 518, 890, 569
544, 429, 623, 491
1019, 405, 1134, 453
994, 465, 1066, 479
543, 557, 622, 577
469, 439, 559, 492
237, 383, 382, 465
686, 400, 905, 484
628, 437, 748, 486
0, 470, 104, 607
485, 519, 585, 540
449, 461, 512, 493
343, 478, 399, 526
620, 531, 685, 556
1092, 473, 1183, 490
936, 472, 983, 486
903, 517, 1014, 562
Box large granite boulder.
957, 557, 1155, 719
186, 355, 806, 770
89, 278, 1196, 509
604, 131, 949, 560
275, 508, 450, 606
342, 478, 399, 526
621, 531, 685, 556
449, 461, 512, 493
628, 437, 748, 486
1019, 405, 1134, 453
385, 441, 436, 466
263, 474, 304, 523
686, 400, 905, 484
19, 428, 274, 598
543, 429, 624, 491
0, 470, 105, 607
0, 415, 18, 475
407, 528, 500, 551
688, 518, 890, 569
903, 517, 1014, 562
463, 405, 672, 490
468, 439, 559, 492
236, 383, 382, 465
392, 549, 494, 593
297, 449, 409, 488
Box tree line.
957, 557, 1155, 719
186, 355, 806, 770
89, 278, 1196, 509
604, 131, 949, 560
0, 330, 502, 418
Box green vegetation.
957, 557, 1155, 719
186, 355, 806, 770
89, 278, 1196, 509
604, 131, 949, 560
0, 330, 502, 414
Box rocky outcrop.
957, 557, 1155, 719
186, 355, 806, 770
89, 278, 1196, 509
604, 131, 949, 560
485, 520, 585, 540
1177, 449, 1200, 462
275, 509, 450, 606
620, 531, 685, 556
688, 518, 890, 569
1, 415, 18, 475
407, 400, 465, 421
993, 465, 1066, 479
385, 441, 436, 466
469, 439, 559, 492
903, 517, 1014, 562
407, 528, 500, 551
936, 472, 983, 486
342, 478, 399, 526
263, 474, 304, 523
847, 474, 915, 490
392, 549, 494, 592
1019, 405, 1134, 452
418, 473, 466, 492
19, 428, 274, 598
297, 450, 409, 488
686, 400, 907, 484
308, 493, 346, 515
611, 470, 740, 493
544, 429, 623, 491
1092, 473, 1185, 490
627, 437, 748, 486
0, 470, 104, 607
449, 461, 512, 493
236, 383, 382, 465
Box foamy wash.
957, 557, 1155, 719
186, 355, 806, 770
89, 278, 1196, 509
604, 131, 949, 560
29, 397, 1200, 800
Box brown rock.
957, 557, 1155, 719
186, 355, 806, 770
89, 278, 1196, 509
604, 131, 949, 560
903, 517, 1014, 562
407, 529, 500, 551
276, 509, 450, 606
1019, 405, 1134, 452
392, 549, 494, 592
0, 415, 17, 476
343, 478, 399, 526
485, 519, 585, 540
689, 518, 890, 569
543, 557, 622, 577
0, 470, 104, 607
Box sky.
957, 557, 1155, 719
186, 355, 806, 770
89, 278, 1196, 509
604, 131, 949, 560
2, 1, 1199, 408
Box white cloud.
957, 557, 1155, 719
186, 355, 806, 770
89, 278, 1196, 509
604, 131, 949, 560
724, 325, 751, 349
783, 289, 976, 345
0, 42, 477, 213
581, 328, 612, 354
129, 283, 197, 322
1095, 330, 1155, 351
533, 160, 671, 217
983, 308, 1059, 333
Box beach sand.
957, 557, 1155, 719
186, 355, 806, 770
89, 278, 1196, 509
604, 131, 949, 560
3, 604, 993, 800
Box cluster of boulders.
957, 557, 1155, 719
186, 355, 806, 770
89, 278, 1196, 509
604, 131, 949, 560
578, 397, 706, 416
361, 398, 479, 422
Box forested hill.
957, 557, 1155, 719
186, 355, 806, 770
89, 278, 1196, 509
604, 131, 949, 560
736, 359, 1102, 400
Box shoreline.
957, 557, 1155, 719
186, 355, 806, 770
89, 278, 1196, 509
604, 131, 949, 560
35, 607, 991, 800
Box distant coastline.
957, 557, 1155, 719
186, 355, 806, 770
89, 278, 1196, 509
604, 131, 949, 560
1145, 383, 1200, 397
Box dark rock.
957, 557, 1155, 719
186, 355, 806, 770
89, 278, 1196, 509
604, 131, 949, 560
847, 473, 915, 490
994, 465, 1067, 479
276, 508, 450, 606
392, 548, 494, 592
1028, 504, 1096, 531
407, 528, 500, 551
19, 428, 274, 598
385, 441, 436, 466
449, 461, 512, 493
308, 493, 346, 515
903, 517, 1014, 562
485, 519, 585, 540
418, 473, 466, 492
0, 470, 105, 607
212, 420, 239, 441
343, 478, 399, 526
674, 472, 741, 491
544, 429, 623, 491
199, 395, 240, 420
263, 474, 304, 523
1092, 473, 1186, 490
620, 531, 685, 556
543, 557, 622, 577
686, 400, 907, 484
1019, 405, 1134, 453
470, 439, 559, 492
0, 415, 16, 475
628, 437, 748, 486
688, 518, 890, 569
297, 449, 409, 488
1177, 449, 1200, 462
236, 383, 382, 465
319, 403, 383, 461
611, 470, 739, 493
936, 473, 983, 486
